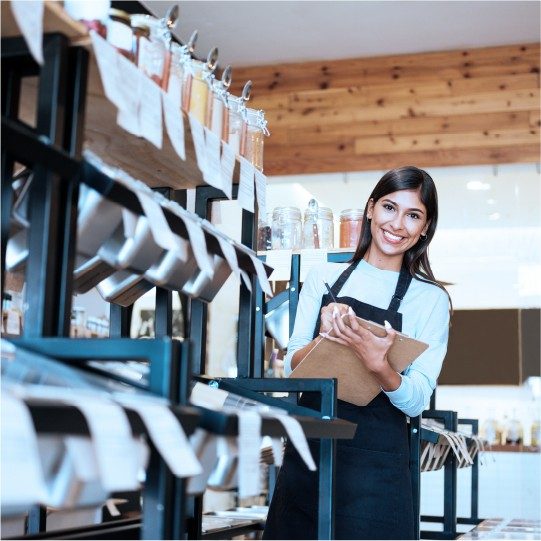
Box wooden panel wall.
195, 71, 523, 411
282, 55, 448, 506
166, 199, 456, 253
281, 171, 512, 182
230, 43, 540, 175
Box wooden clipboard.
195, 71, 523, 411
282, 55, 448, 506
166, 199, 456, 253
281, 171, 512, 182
290, 315, 429, 406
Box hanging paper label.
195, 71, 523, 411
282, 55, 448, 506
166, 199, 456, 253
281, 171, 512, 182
1, 394, 47, 508
238, 157, 255, 213
90, 31, 123, 109
236, 410, 262, 498
10, 1, 44, 65
220, 143, 236, 200
135, 190, 181, 252
188, 114, 208, 176
162, 91, 186, 160
116, 52, 142, 121
116, 399, 202, 478
216, 236, 242, 285
265, 249, 292, 282
203, 128, 224, 191
254, 170, 267, 219
138, 75, 163, 149
181, 215, 214, 276
249, 253, 273, 296
117, 109, 140, 136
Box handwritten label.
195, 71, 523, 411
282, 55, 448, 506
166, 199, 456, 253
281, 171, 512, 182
265, 249, 292, 282
220, 143, 236, 200
238, 157, 255, 213
188, 115, 207, 176
254, 170, 267, 219
11, 1, 44, 65
203, 128, 224, 191
237, 411, 261, 498
90, 31, 123, 108
138, 76, 163, 149
249, 253, 273, 296
162, 92, 186, 160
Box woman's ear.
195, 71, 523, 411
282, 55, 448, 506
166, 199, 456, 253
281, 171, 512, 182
366, 199, 375, 220
422, 220, 431, 236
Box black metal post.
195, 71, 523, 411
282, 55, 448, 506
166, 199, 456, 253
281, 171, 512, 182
409, 415, 422, 540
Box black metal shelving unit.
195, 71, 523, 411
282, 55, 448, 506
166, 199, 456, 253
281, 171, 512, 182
2, 7, 357, 541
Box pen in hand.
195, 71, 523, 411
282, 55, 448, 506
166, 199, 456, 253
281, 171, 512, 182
323, 281, 338, 304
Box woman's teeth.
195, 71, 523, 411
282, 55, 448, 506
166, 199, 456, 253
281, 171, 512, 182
383, 230, 403, 242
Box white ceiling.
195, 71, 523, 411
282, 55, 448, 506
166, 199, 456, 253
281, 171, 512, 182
145, 0, 540, 67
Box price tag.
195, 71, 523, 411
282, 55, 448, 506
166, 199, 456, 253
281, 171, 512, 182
11, 1, 44, 65
236, 411, 262, 498
162, 91, 186, 160
203, 128, 224, 191
188, 115, 208, 176
138, 76, 163, 149
254, 170, 267, 218
90, 31, 123, 108
220, 143, 236, 200
237, 157, 255, 213
249, 253, 273, 297
265, 249, 292, 282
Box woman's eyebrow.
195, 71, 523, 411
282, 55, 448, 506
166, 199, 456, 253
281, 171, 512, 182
381, 198, 425, 214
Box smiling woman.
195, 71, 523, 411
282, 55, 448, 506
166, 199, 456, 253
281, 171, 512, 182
263, 166, 452, 540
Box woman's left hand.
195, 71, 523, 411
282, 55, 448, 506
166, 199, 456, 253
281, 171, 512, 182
321, 306, 397, 374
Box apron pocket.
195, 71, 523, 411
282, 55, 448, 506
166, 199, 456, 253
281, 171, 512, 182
335, 445, 402, 528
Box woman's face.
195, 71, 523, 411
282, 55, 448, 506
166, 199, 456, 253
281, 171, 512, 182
365, 188, 430, 271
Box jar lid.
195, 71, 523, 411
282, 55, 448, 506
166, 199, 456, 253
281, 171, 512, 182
272, 206, 302, 221
109, 8, 131, 24
304, 206, 333, 221
243, 107, 270, 135
339, 208, 364, 220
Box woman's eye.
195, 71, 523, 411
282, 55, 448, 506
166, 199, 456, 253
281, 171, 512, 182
409, 213, 420, 220
383, 203, 394, 211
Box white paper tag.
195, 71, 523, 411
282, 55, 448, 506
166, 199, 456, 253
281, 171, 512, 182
182, 216, 215, 276
135, 190, 179, 252
265, 249, 292, 282
6, 311, 21, 335
203, 128, 224, 191
237, 411, 262, 498
237, 157, 255, 213
162, 91, 186, 160
300, 249, 328, 282
90, 31, 123, 109
265, 413, 316, 471
220, 143, 236, 200
249, 254, 273, 296
239, 269, 253, 292
117, 109, 141, 136
254, 170, 267, 218
10, 1, 44, 65
216, 236, 242, 285
1, 394, 47, 508
69, 397, 140, 492
188, 114, 208, 176
138, 76, 163, 149
117, 400, 202, 478
271, 438, 284, 467
116, 52, 142, 120
167, 71, 183, 109
122, 209, 139, 238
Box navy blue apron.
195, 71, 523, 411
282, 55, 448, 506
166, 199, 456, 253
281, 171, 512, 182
263, 260, 415, 540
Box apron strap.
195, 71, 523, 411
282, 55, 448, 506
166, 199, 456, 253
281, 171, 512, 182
387, 266, 413, 312
330, 259, 361, 297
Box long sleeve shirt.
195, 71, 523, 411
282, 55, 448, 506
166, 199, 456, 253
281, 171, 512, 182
283, 259, 450, 417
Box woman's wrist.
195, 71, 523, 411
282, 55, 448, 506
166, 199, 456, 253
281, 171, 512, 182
372, 361, 402, 392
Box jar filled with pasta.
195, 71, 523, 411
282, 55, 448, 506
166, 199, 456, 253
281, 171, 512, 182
339, 209, 364, 249
241, 107, 269, 171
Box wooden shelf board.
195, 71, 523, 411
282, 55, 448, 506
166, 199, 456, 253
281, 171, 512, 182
1, 1, 87, 41
12, 2, 241, 191
489, 444, 540, 453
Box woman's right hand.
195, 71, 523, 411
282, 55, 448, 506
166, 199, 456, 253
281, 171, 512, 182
319, 303, 350, 334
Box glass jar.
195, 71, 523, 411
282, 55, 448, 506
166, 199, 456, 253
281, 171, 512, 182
339, 209, 364, 249
481, 417, 502, 445
184, 59, 213, 125
224, 95, 245, 154
206, 77, 229, 137
166, 42, 189, 108
257, 213, 272, 252
302, 200, 334, 249
531, 419, 541, 447
241, 108, 268, 171
130, 13, 172, 88
505, 412, 523, 445
107, 8, 134, 61
271, 207, 302, 250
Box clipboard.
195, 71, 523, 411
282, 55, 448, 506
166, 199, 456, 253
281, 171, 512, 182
290, 315, 429, 406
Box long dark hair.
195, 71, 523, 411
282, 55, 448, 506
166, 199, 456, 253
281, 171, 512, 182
352, 166, 451, 305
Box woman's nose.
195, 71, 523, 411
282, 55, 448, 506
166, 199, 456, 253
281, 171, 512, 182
390, 213, 405, 230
